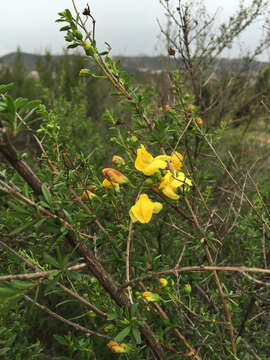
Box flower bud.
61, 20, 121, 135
112, 155, 125, 166
83, 41, 94, 56
131, 135, 138, 143
102, 168, 128, 184
74, 29, 83, 40
159, 278, 168, 288
196, 117, 203, 126
188, 104, 195, 112
79, 69, 92, 77
184, 283, 192, 294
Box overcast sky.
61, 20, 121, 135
0, 0, 268, 60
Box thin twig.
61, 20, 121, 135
0, 263, 87, 281
23, 295, 110, 339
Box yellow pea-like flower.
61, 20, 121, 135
129, 194, 162, 224
135, 144, 170, 176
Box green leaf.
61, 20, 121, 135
132, 327, 141, 344
64, 9, 73, 22
131, 303, 138, 318
54, 334, 68, 346
114, 326, 131, 342
14, 97, 28, 110
43, 253, 60, 268
42, 184, 52, 205
19, 99, 41, 114
0, 83, 13, 94
67, 43, 79, 49
9, 219, 35, 236
107, 313, 119, 321
60, 25, 71, 31
63, 209, 73, 224
5, 95, 16, 117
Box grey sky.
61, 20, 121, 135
0, 0, 268, 60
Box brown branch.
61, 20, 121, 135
0, 263, 87, 281
0, 128, 43, 195
0, 240, 108, 319
121, 265, 270, 289
23, 295, 110, 339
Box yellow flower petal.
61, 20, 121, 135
170, 151, 183, 171
129, 194, 162, 223
135, 145, 170, 176
142, 291, 153, 302
159, 171, 192, 199
82, 190, 96, 199
102, 178, 119, 191
159, 278, 168, 288
162, 185, 180, 200
142, 158, 168, 176
135, 145, 153, 171
153, 201, 163, 214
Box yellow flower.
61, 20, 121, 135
112, 155, 125, 165
165, 104, 172, 111
159, 278, 168, 288
102, 178, 120, 191
82, 189, 96, 199
107, 341, 127, 353
170, 151, 183, 171
129, 194, 162, 223
102, 168, 128, 184
159, 171, 192, 200
142, 291, 161, 302
135, 144, 170, 176
142, 291, 153, 302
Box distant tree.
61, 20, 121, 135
159, 0, 270, 126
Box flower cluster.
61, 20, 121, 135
130, 144, 192, 223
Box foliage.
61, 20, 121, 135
0, 2, 270, 360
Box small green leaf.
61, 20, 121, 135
60, 25, 71, 31
0, 83, 13, 94
114, 326, 131, 342
5, 95, 16, 117
41, 184, 52, 205
43, 253, 60, 268
131, 303, 138, 318
67, 43, 79, 49
19, 99, 41, 114
9, 220, 35, 236
132, 327, 141, 344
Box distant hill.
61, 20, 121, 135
0, 51, 268, 75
